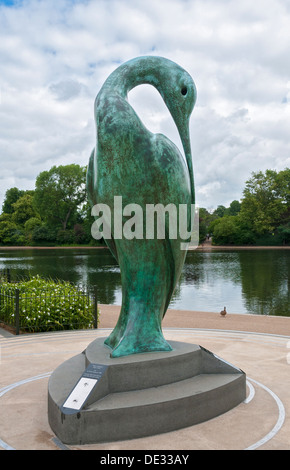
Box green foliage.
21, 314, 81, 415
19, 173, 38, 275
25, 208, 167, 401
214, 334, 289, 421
31, 223, 58, 245
209, 168, 289, 246
56, 229, 76, 245
198, 207, 213, 242
0, 164, 93, 246
24, 217, 42, 233
33, 164, 86, 231
209, 216, 238, 245
228, 200, 241, 216
73, 223, 90, 244
0, 213, 25, 245
0, 275, 98, 332
209, 215, 255, 245
213, 205, 227, 218
0, 190, 36, 245
277, 222, 290, 244
2, 187, 25, 214
240, 170, 286, 234
12, 193, 38, 225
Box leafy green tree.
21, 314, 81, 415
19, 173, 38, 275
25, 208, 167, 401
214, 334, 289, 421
277, 222, 290, 245
33, 164, 86, 231
0, 213, 25, 245
228, 200, 241, 216
209, 216, 240, 245
73, 223, 90, 244
209, 169, 289, 245
274, 168, 290, 205
209, 214, 255, 245
2, 187, 25, 214
11, 193, 38, 225
31, 223, 57, 245
24, 217, 42, 233
241, 169, 288, 235
24, 217, 42, 245
56, 229, 75, 245
199, 207, 214, 242
213, 205, 227, 218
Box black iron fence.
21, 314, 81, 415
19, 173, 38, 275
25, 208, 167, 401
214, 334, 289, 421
0, 268, 11, 283
0, 270, 98, 335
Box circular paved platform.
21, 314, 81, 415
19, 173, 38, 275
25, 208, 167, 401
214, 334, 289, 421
1, 308, 290, 450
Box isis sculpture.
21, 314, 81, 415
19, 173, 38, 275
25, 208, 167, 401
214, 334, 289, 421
87, 56, 196, 357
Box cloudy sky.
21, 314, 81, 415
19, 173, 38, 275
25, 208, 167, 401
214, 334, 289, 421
1, 0, 290, 211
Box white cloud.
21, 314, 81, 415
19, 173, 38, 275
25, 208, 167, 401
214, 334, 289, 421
0, 0, 290, 210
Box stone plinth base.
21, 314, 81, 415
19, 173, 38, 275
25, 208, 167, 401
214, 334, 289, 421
48, 338, 246, 445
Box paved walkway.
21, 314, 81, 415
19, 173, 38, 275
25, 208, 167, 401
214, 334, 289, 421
1, 306, 290, 450
98, 304, 290, 336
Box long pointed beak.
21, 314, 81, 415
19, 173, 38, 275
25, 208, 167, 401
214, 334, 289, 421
179, 121, 195, 205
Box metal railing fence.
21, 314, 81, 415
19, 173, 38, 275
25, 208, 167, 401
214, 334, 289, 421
0, 270, 98, 334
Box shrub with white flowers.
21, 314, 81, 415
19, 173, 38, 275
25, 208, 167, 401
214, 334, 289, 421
0, 275, 98, 332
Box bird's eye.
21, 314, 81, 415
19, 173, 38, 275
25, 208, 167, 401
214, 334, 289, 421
181, 86, 187, 96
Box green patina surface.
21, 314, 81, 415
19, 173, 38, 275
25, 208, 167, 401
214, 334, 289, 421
87, 56, 196, 357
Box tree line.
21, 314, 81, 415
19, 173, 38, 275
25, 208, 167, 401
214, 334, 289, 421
0, 165, 289, 246
0, 164, 95, 246
200, 168, 290, 246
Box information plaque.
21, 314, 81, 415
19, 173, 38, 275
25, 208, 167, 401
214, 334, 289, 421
62, 363, 108, 411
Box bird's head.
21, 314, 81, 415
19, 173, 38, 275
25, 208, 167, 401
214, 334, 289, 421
157, 61, 196, 131
156, 59, 197, 203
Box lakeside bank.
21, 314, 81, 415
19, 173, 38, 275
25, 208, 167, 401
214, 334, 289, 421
0, 244, 289, 250
2, 305, 290, 338
98, 304, 290, 336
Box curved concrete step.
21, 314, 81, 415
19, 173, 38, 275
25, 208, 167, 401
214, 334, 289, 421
89, 373, 242, 410
48, 338, 246, 445
81, 373, 245, 443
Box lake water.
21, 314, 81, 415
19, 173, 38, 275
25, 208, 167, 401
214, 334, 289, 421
0, 247, 289, 317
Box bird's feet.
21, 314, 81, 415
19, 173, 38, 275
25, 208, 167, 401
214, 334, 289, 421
110, 332, 172, 358
104, 329, 123, 350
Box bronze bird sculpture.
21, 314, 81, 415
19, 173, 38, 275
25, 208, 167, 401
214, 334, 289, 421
87, 56, 197, 357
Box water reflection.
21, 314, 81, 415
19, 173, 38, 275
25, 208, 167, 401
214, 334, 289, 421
172, 251, 244, 314
0, 248, 289, 317
238, 250, 290, 316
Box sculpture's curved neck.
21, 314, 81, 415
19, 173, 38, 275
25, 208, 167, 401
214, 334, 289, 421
97, 56, 195, 208
102, 56, 170, 98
